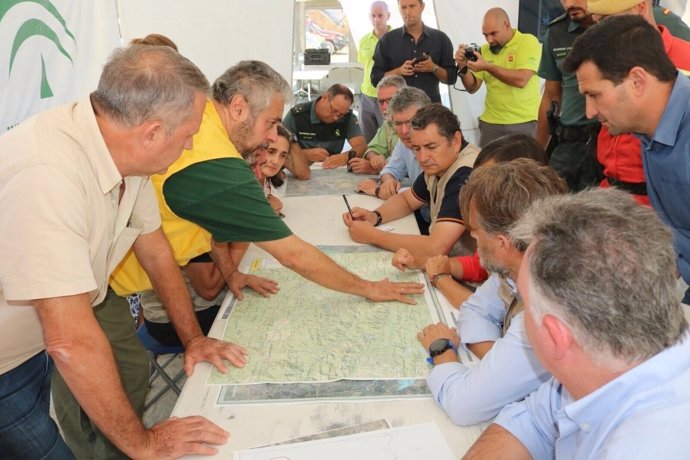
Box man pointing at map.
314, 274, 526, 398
112, 61, 423, 315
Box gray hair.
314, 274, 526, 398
388, 86, 430, 115
212, 60, 292, 117
91, 45, 210, 134
376, 75, 406, 91
511, 188, 687, 366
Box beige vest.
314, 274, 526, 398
423, 143, 480, 231
497, 275, 524, 336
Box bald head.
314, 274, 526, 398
370, 0, 391, 33
482, 8, 514, 51
371, 0, 389, 12
484, 7, 510, 25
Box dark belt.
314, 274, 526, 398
606, 177, 648, 196
556, 124, 600, 143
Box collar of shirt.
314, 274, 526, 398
646, 72, 690, 149
401, 23, 431, 39
558, 329, 690, 436
77, 96, 123, 195
567, 18, 583, 33
366, 25, 392, 40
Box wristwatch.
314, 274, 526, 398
428, 338, 455, 359
289, 133, 299, 144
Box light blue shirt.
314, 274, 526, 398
639, 73, 690, 286
427, 274, 549, 425
496, 331, 690, 460
380, 140, 422, 183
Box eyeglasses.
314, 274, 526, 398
392, 118, 413, 128
328, 98, 349, 120
377, 97, 392, 106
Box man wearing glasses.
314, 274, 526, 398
283, 83, 367, 169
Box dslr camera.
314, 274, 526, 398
464, 43, 480, 61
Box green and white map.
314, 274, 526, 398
207, 247, 439, 387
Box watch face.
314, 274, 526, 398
429, 338, 450, 354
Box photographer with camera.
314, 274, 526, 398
455, 8, 541, 147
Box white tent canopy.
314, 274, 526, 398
1, 0, 688, 139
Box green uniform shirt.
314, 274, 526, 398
163, 158, 292, 244
475, 29, 541, 124
538, 14, 596, 128
282, 98, 362, 155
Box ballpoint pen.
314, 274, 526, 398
342, 194, 353, 218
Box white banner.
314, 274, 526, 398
0, 0, 120, 132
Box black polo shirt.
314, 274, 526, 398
282, 98, 361, 155
371, 24, 457, 103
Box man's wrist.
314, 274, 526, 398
373, 210, 383, 226
430, 272, 451, 287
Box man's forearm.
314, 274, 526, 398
463, 424, 531, 460
36, 295, 149, 458
435, 67, 449, 84
367, 231, 448, 258
147, 256, 204, 345
134, 231, 203, 345
460, 71, 480, 93
286, 147, 311, 180
484, 64, 533, 88
258, 236, 373, 296
211, 239, 239, 284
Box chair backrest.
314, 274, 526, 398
320, 66, 364, 95
136, 324, 184, 356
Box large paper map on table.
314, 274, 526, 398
207, 247, 437, 385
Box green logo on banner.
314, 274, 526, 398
1, 0, 75, 99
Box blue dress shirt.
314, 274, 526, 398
639, 73, 690, 286
496, 331, 690, 459
380, 139, 422, 183
427, 274, 550, 425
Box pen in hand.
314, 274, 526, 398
342, 194, 353, 218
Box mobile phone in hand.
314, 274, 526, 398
413, 53, 429, 64
346, 150, 357, 173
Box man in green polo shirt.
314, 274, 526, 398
157, 61, 423, 306
358, 1, 391, 142
455, 8, 542, 147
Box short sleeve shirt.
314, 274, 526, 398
0, 98, 160, 374
163, 158, 292, 244
475, 30, 542, 124
282, 98, 362, 155
410, 166, 470, 225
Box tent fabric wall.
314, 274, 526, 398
117, 0, 294, 91
2, 1, 689, 133
0, 0, 120, 132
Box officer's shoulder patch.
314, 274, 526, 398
291, 102, 310, 115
